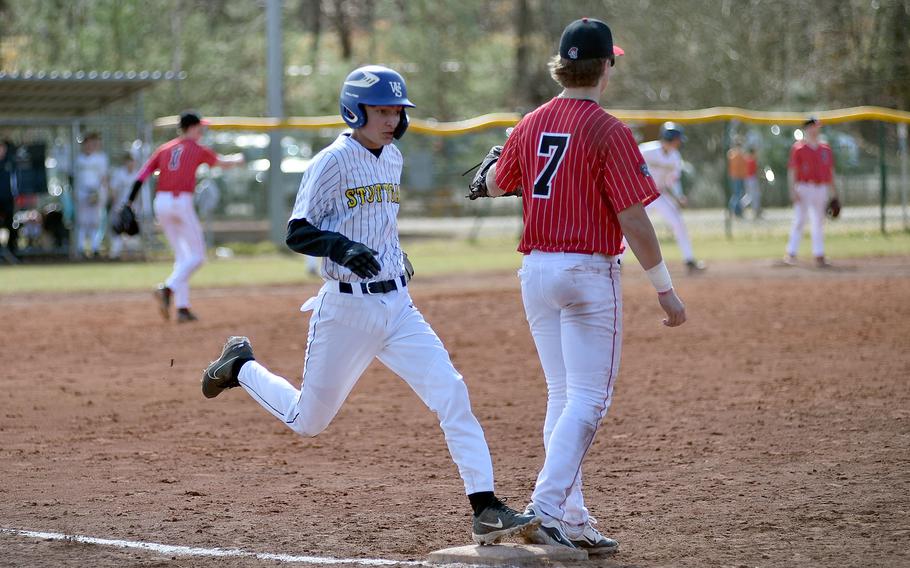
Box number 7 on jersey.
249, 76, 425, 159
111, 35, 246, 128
533, 133, 571, 199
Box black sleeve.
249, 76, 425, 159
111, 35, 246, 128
127, 179, 144, 204
286, 217, 353, 261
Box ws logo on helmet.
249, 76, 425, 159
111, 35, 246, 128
339, 65, 416, 139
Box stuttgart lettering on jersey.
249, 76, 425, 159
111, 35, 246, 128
496, 97, 659, 256
290, 133, 406, 283
344, 183, 401, 208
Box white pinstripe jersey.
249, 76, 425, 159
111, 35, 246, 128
290, 133, 405, 283
638, 140, 682, 193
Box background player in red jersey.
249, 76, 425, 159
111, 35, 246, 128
475, 17, 687, 555
784, 117, 838, 267
127, 112, 243, 322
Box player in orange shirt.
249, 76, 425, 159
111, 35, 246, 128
727, 138, 748, 218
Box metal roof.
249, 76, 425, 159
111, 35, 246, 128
0, 70, 184, 119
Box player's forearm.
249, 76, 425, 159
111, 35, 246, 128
217, 153, 245, 169
286, 217, 354, 260
617, 203, 663, 270
483, 163, 507, 197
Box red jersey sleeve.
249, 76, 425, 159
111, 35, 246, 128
601, 126, 659, 212
824, 144, 835, 170
137, 148, 162, 182
787, 144, 799, 170
494, 121, 524, 193
200, 145, 218, 167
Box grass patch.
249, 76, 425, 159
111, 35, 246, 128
657, 230, 910, 264
1, 231, 907, 295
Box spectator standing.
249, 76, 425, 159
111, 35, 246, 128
727, 139, 748, 218
744, 146, 761, 218
108, 151, 140, 259
0, 140, 17, 259
73, 133, 109, 258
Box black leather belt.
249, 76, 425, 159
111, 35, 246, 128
339, 275, 407, 295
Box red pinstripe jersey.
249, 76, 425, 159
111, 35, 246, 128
496, 98, 658, 255
138, 137, 218, 193
788, 141, 834, 184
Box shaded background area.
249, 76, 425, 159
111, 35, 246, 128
1, 1, 908, 260
3, 0, 908, 118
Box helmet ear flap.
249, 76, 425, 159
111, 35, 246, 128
341, 102, 367, 129
393, 109, 409, 139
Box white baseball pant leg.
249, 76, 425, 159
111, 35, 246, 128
154, 192, 206, 308
745, 177, 761, 216
786, 183, 828, 258
521, 252, 623, 530
109, 233, 124, 258
646, 195, 696, 262
238, 284, 496, 495
75, 202, 102, 254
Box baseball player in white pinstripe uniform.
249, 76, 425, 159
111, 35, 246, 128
202, 65, 538, 544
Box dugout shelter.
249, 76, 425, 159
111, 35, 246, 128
0, 70, 182, 261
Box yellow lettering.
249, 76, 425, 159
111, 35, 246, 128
345, 189, 357, 208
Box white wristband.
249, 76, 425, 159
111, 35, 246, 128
645, 260, 673, 293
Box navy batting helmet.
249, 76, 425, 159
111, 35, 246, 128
660, 121, 687, 142
340, 65, 415, 139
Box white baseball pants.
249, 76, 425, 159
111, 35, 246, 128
154, 192, 206, 309
237, 282, 496, 495
786, 182, 829, 258
646, 195, 696, 262
75, 202, 104, 255
520, 251, 623, 529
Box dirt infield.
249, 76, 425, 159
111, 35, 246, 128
2, 257, 909, 568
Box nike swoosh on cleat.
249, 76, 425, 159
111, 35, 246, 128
479, 518, 503, 529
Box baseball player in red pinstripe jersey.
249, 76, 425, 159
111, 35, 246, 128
473, 18, 687, 554
127, 112, 242, 322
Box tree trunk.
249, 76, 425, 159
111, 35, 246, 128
513, 0, 532, 109
299, 0, 321, 65
171, 0, 183, 102
332, 0, 353, 61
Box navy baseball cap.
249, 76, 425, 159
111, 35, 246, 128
559, 18, 625, 61
179, 111, 210, 130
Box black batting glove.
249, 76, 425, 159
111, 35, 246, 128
338, 242, 381, 279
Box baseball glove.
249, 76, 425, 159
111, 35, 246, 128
465, 145, 502, 200
403, 251, 415, 281
112, 205, 140, 236
826, 197, 841, 219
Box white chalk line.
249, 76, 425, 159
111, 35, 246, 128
1, 527, 432, 566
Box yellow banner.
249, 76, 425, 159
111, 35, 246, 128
154, 106, 910, 135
